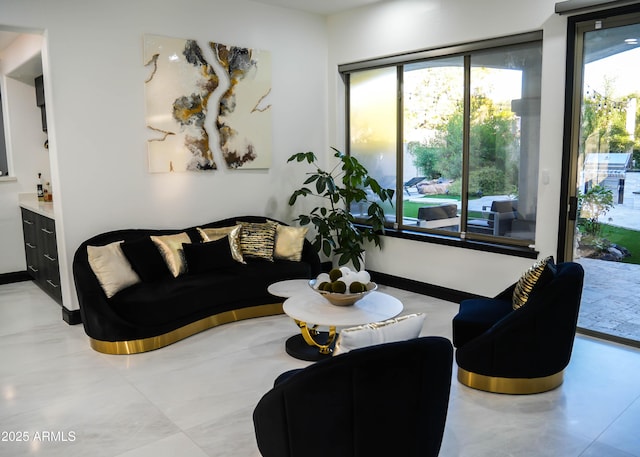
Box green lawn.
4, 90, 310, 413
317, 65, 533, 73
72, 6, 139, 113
379, 195, 481, 220
401, 195, 460, 219
600, 224, 640, 265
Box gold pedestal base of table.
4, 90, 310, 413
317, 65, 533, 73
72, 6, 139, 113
285, 320, 337, 361
297, 320, 336, 354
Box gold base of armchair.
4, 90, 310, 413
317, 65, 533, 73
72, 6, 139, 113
457, 367, 564, 394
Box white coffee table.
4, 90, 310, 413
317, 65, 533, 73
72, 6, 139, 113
267, 279, 315, 298
283, 290, 403, 361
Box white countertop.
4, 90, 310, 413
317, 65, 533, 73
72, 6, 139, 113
18, 193, 55, 219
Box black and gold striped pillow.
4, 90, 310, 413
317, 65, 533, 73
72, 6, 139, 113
237, 221, 277, 261
512, 256, 554, 310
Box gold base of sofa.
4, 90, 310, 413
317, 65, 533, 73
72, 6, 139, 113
457, 367, 564, 394
89, 303, 284, 355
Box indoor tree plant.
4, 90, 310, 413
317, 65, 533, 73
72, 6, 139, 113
287, 147, 394, 271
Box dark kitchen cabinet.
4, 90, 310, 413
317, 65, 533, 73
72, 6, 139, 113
21, 208, 62, 304
35, 75, 47, 132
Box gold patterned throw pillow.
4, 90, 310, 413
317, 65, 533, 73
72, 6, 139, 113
512, 256, 554, 310
274, 225, 308, 262
151, 232, 191, 277
197, 225, 244, 263
237, 221, 277, 261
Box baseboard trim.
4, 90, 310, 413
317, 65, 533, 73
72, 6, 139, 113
369, 270, 481, 303
0, 271, 31, 285
577, 326, 640, 349
62, 307, 82, 325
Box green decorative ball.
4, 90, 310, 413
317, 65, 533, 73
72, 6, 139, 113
331, 281, 347, 293
318, 281, 331, 291
349, 282, 366, 293
329, 268, 343, 282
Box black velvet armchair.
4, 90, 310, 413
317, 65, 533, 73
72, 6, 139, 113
452, 261, 584, 394
253, 336, 454, 457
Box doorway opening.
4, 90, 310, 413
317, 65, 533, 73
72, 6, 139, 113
563, 8, 640, 347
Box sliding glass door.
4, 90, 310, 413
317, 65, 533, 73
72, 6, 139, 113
566, 11, 640, 345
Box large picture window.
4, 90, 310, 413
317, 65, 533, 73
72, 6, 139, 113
342, 33, 542, 247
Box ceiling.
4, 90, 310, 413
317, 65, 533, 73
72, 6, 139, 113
0, 0, 635, 84
0, 31, 19, 52
251, 0, 386, 15
0, 0, 385, 83
0, 0, 376, 55
0, 30, 43, 84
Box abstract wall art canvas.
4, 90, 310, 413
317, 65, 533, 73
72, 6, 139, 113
144, 34, 272, 172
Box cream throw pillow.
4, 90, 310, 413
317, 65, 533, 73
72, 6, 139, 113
197, 225, 244, 263
87, 241, 140, 298
151, 232, 191, 277
332, 313, 426, 356
274, 225, 308, 261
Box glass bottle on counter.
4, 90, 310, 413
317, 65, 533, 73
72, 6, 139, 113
45, 182, 52, 202
37, 173, 44, 202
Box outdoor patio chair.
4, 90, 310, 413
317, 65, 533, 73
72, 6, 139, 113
467, 199, 517, 236
417, 203, 460, 230
404, 176, 426, 195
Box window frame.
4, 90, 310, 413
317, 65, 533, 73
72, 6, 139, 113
341, 32, 543, 258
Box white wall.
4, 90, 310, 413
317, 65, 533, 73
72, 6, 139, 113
327, 0, 568, 296
0, 0, 574, 311
0, 34, 49, 274
0, 0, 329, 310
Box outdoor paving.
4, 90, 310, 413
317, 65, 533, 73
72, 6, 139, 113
605, 170, 640, 230
577, 258, 640, 345
578, 171, 640, 345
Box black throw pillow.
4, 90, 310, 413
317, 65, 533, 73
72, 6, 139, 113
121, 236, 172, 282
183, 237, 236, 275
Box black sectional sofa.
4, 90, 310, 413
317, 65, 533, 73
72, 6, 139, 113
73, 216, 321, 354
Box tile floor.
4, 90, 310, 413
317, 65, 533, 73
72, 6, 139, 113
1, 281, 640, 457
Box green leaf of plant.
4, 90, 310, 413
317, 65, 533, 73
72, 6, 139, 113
304, 175, 319, 185
287, 153, 303, 163
326, 176, 337, 194
287, 146, 393, 269
322, 240, 332, 257
316, 177, 327, 194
